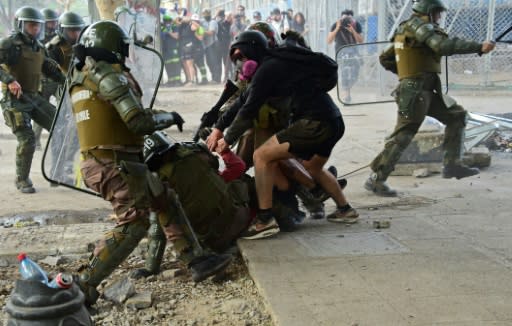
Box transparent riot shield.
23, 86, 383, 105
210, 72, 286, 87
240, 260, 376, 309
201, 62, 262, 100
116, 6, 163, 108
42, 43, 163, 194
336, 42, 448, 106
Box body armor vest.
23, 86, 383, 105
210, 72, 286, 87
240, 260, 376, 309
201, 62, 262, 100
394, 21, 441, 79
2, 41, 44, 92
70, 71, 143, 152
59, 42, 73, 73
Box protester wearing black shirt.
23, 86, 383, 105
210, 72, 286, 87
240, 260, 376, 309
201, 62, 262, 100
211, 31, 359, 239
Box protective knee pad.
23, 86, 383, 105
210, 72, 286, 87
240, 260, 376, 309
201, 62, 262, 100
15, 129, 36, 179
79, 218, 149, 288
16, 129, 36, 155
446, 105, 467, 129
144, 213, 166, 274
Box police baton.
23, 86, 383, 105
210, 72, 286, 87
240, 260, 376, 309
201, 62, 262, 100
167, 188, 205, 256
495, 25, 512, 43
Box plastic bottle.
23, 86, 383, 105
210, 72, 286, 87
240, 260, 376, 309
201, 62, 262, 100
17, 252, 48, 284
48, 273, 73, 289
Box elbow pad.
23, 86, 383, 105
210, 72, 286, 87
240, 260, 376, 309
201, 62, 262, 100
88, 60, 144, 122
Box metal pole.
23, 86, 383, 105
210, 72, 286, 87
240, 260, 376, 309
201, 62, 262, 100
387, 0, 412, 40
377, 0, 386, 41
483, 0, 496, 87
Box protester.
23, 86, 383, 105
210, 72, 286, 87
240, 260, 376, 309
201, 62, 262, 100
210, 30, 359, 239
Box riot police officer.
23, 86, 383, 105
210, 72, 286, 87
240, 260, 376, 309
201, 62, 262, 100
40, 8, 59, 44
47, 11, 85, 73
33, 7, 61, 149
0, 6, 65, 193
364, 0, 495, 197
67, 20, 230, 306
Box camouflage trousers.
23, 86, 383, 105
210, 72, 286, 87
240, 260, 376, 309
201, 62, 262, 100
79, 157, 152, 288
1, 92, 56, 181
370, 76, 467, 181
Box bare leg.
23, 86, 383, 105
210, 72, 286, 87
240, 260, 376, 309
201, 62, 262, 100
302, 155, 348, 207
253, 136, 294, 210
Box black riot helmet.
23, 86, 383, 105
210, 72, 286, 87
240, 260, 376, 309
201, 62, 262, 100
58, 12, 85, 44
14, 6, 45, 40
412, 0, 447, 14
41, 8, 59, 21
412, 0, 447, 24
229, 30, 268, 63
41, 8, 59, 39
75, 20, 130, 64
143, 131, 178, 170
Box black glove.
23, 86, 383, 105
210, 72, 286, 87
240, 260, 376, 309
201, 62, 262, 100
171, 111, 185, 132
197, 127, 212, 141
153, 111, 185, 131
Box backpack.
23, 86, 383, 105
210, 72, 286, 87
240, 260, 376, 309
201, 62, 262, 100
269, 42, 338, 92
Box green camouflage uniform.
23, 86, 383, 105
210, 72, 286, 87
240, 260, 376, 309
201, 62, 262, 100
0, 32, 64, 189
371, 13, 483, 182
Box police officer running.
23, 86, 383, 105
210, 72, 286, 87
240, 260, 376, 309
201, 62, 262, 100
67, 21, 231, 305
364, 0, 495, 197
0, 6, 65, 193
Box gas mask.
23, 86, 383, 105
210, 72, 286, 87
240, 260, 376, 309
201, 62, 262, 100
235, 59, 259, 81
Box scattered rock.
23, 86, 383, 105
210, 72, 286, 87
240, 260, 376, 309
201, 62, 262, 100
161, 268, 185, 280
40, 255, 66, 267
373, 220, 391, 229
413, 168, 430, 178
103, 277, 136, 304
126, 291, 153, 310
0, 258, 9, 267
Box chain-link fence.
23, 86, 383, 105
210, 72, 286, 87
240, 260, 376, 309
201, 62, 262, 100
204, 0, 512, 98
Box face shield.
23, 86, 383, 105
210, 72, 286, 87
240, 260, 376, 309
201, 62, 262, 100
45, 20, 58, 37
19, 19, 45, 41
430, 8, 446, 27
62, 27, 82, 44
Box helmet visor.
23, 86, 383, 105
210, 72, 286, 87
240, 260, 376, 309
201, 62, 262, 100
20, 20, 45, 40
431, 8, 446, 26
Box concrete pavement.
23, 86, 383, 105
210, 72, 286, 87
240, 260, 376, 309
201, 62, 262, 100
237, 91, 512, 325
1, 86, 512, 325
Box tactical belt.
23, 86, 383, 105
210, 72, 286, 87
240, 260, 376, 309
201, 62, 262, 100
81, 149, 142, 163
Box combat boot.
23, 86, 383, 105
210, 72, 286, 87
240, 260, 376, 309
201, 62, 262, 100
74, 274, 100, 307
364, 173, 397, 197
188, 253, 233, 282
15, 177, 35, 194
442, 164, 479, 179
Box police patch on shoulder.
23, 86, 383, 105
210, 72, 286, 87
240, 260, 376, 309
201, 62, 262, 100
71, 90, 92, 104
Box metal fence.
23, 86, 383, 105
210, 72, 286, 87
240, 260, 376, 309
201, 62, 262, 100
203, 0, 512, 94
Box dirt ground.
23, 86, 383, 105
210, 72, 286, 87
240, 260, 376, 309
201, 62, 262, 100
0, 86, 273, 326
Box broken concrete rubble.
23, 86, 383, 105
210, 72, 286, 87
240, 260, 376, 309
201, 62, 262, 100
392, 113, 510, 176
